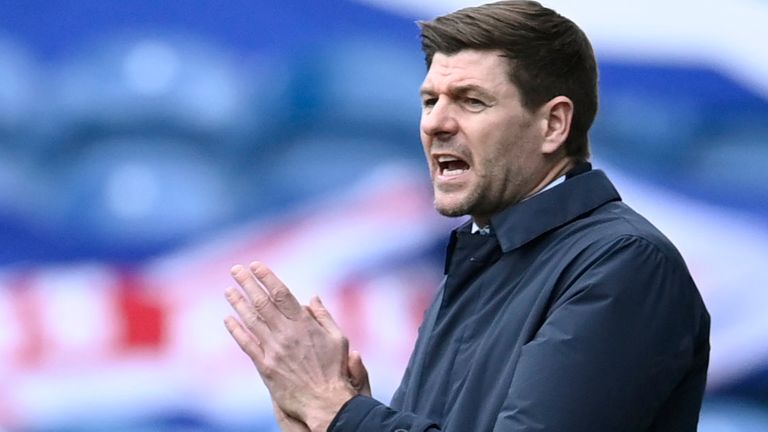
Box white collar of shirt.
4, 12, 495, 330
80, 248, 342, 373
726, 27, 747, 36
471, 175, 567, 233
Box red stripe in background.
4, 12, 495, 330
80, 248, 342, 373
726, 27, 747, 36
337, 276, 369, 353
0, 273, 42, 429
114, 270, 166, 352
12, 273, 45, 369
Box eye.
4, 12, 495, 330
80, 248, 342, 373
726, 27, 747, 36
422, 97, 438, 108
464, 97, 488, 109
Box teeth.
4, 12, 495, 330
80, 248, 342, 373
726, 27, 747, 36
443, 168, 467, 176
437, 155, 460, 162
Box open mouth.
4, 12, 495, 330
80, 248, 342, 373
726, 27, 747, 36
436, 155, 470, 177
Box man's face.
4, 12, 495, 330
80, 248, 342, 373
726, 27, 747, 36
419, 49, 550, 222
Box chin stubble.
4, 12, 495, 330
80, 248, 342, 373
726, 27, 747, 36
433, 186, 483, 218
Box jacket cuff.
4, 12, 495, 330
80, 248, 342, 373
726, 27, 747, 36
327, 395, 381, 431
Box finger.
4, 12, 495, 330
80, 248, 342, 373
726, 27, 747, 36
249, 261, 303, 320
230, 264, 280, 324
224, 315, 265, 366
348, 350, 372, 397
308, 296, 343, 337
225, 286, 271, 341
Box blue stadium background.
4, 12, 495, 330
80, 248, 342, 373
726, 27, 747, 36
1, 0, 767, 430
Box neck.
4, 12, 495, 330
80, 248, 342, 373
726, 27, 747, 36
471, 158, 576, 228
524, 157, 576, 200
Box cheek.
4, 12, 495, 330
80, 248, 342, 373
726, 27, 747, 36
471, 129, 507, 167
420, 130, 429, 148
420, 133, 433, 163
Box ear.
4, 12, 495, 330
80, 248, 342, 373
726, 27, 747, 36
539, 96, 574, 155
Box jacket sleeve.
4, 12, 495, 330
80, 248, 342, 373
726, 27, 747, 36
492, 235, 709, 431
328, 395, 440, 432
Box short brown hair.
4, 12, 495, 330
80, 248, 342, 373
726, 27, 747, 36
418, 0, 597, 160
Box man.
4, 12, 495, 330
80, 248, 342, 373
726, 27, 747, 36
224, 1, 711, 431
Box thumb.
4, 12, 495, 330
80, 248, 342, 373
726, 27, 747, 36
272, 401, 308, 432
348, 349, 372, 397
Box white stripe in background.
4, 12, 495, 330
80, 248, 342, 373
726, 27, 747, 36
357, 0, 768, 99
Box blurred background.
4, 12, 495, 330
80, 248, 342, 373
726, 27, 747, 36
0, 0, 766, 430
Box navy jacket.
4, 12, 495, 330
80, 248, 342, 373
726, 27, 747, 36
329, 165, 710, 431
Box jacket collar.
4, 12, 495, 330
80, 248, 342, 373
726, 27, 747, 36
493, 163, 621, 252
452, 162, 622, 253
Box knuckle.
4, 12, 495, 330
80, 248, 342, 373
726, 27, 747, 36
271, 287, 291, 304
251, 264, 270, 280
260, 362, 274, 379
251, 295, 272, 311
244, 340, 259, 355
245, 314, 262, 330
228, 290, 244, 305
274, 336, 292, 352
265, 349, 283, 368
333, 334, 349, 348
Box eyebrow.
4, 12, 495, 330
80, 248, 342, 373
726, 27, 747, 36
419, 84, 495, 101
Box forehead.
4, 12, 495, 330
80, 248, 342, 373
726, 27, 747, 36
420, 49, 512, 92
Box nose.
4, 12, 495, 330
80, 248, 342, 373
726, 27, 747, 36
421, 98, 459, 139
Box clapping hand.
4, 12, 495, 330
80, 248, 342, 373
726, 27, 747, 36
224, 262, 370, 431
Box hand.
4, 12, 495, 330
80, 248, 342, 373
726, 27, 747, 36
224, 262, 358, 431
271, 351, 371, 432
347, 349, 371, 398
273, 401, 309, 432
303, 297, 371, 397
